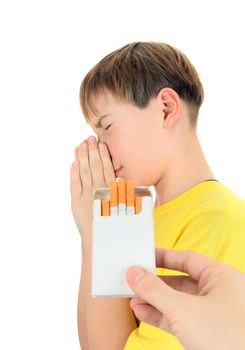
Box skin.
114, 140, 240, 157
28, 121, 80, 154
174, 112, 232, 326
88, 89, 214, 203
70, 87, 215, 349
126, 248, 245, 350
71, 136, 137, 350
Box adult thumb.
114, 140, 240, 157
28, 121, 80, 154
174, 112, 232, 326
126, 266, 182, 313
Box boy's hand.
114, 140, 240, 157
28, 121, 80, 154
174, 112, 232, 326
70, 135, 116, 239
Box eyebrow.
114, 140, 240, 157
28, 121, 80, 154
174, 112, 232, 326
94, 114, 111, 128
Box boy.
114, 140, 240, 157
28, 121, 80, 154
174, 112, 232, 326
70, 41, 245, 349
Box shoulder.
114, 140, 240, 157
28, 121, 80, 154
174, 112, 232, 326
184, 181, 245, 222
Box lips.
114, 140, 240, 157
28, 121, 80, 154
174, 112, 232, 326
114, 167, 123, 177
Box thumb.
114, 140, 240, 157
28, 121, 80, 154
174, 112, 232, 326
126, 267, 183, 313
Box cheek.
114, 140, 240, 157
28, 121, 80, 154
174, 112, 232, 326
123, 134, 154, 166
108, 130, 162, 179
128, 134, 163, 184
109, 135, 131, 160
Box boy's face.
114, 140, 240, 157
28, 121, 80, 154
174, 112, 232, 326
88, 91, 167, 186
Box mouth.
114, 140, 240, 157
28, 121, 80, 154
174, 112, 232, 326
114, 166, 123, 178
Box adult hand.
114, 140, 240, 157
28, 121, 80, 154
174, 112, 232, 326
126, 248, 245, 350
70, 136, 115, 239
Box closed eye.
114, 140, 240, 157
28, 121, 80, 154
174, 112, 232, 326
105, 124, 112, 131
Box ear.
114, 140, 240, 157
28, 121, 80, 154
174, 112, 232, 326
157, 88, 181, 129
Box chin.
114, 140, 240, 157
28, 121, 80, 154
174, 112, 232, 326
118, 172, 154, 187
130, 177, 151, 187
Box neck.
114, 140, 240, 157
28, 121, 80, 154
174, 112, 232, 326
154, 133, 215, 207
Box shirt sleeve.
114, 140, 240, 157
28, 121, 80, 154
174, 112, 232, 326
173, 210, 245, 272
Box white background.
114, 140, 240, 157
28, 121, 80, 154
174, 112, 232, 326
0, 0, 245, 349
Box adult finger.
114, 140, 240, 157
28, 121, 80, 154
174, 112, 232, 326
131, 300, 172, 333
155, 248, 218, 281
130, 297, 173, 333
159, 275, 198, 295
126, 267, 182, 314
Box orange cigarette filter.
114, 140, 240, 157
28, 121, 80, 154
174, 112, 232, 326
118, 178, 126, 204
109, 181, 118, 207
126, 180, 135, 207
101, 200, 110, 216
135, 196, 142, 214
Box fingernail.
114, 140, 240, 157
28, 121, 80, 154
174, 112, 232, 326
99, 143, 105, 151
88, 136, 96, 143
80, 143, 87, 151
127, 267, 146, 284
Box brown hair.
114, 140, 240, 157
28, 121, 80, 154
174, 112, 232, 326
79, 41, 204, 126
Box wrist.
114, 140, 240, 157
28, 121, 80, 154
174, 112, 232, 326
81, 235, 92, 251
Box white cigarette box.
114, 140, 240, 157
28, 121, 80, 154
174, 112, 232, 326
92, 186, 156, 298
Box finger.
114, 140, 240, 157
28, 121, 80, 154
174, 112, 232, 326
78, 141, 92, 193
129, 273, 198, 296
130, 297, 145, 308
98, 143, 116, 185
70, 160, 82, 199
126, 267, 182, 314
155, 248, 218, 281
74, 146, 79, 161
133, 303, 161, 326
87, 136, 105, 188
130, 298, 172, 334
159, 275, 198, 295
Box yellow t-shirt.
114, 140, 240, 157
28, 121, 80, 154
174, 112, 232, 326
124, 181, 245, 350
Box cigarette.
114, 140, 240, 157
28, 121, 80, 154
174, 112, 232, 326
101, 199, 110, 216
118, 178, 126, 215
135, 196, 142, 214
126, 180, 135, 215
109, 181, 118, 215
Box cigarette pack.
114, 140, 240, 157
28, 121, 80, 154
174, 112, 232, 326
92, 183, 156, 298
